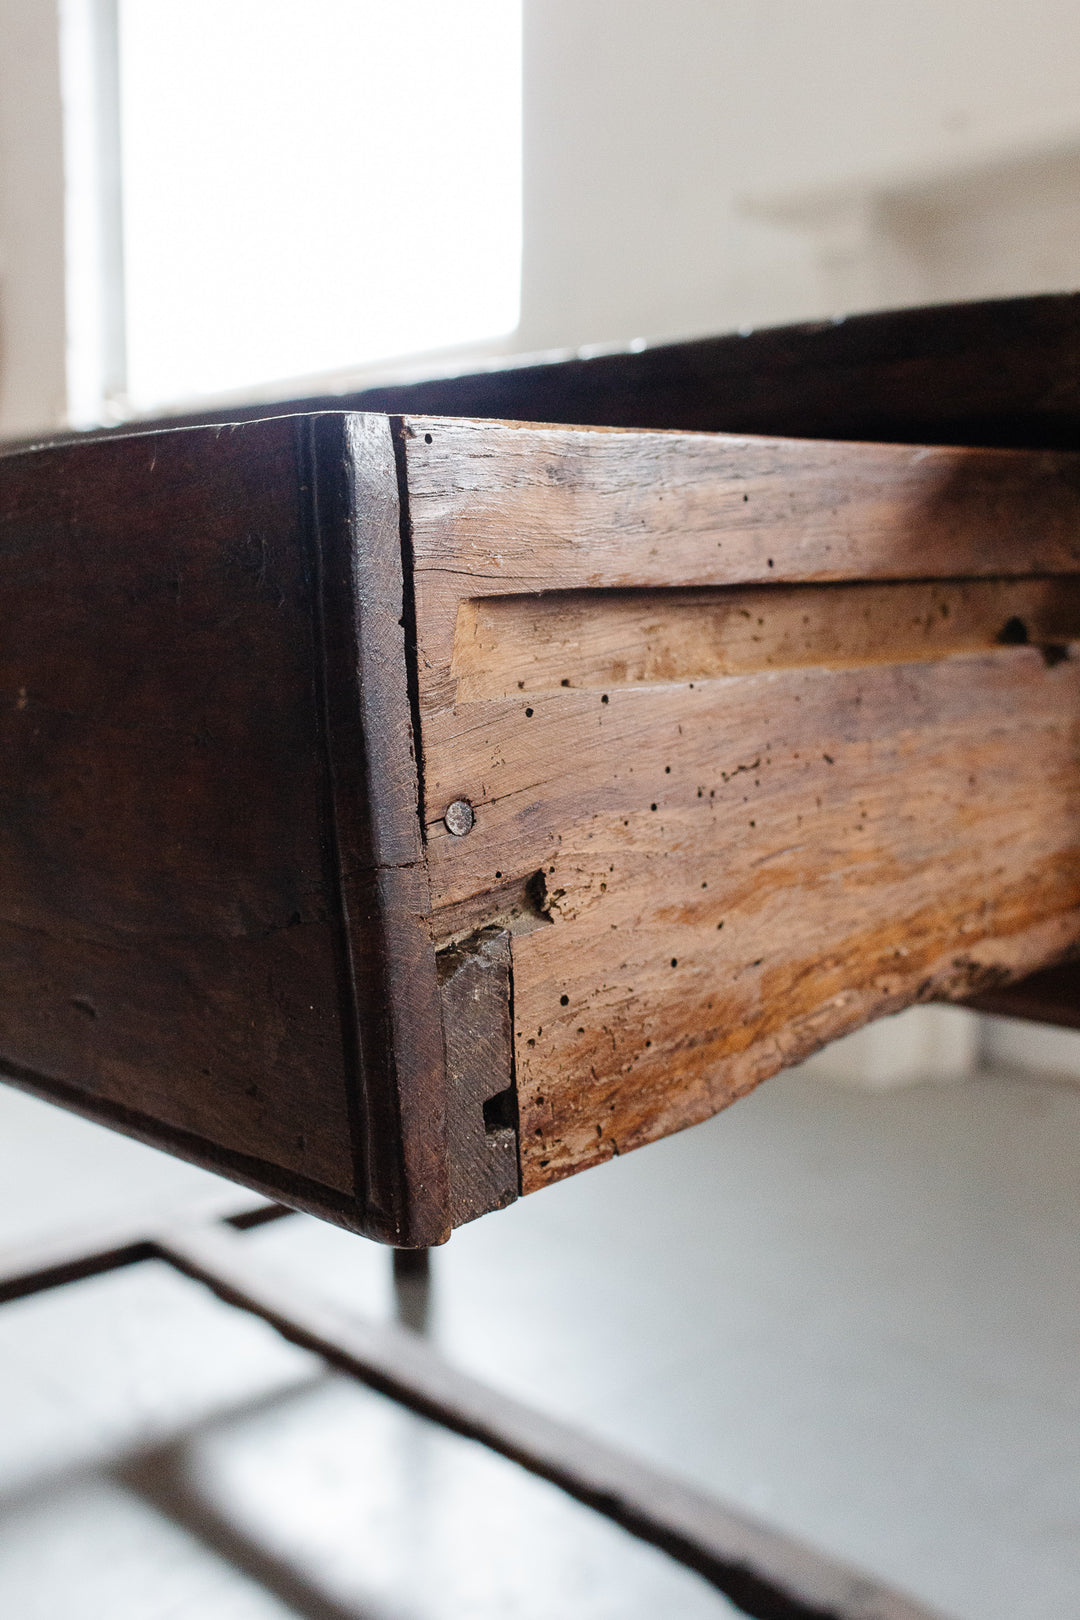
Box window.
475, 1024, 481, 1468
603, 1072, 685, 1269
66, 0, 521, 418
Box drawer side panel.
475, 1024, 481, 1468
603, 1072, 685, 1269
401, 416, 1080, 1193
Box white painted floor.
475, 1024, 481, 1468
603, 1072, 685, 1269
0, 1058, 1078, 1619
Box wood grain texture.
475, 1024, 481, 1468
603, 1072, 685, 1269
0, 413, 449, 1243
0, 418, 355, 1193
451, 576, 1080, 699
400, 415, 1080, 1193
306, 413, 450, 1245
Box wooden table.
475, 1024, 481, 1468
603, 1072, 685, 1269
9, 290, 1080, 1619
3, 290, 1079, 1251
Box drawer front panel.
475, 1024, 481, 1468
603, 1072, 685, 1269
0, 413, 449, 1245
0, 419, 359, 1198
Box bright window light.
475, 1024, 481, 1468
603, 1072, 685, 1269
117, 0, 521, 410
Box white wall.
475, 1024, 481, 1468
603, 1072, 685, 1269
518, 0, 1080, 350
983, 1017, 1080, 1080
0, 0, 67, 437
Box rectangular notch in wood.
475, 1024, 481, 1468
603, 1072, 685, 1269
451, 576, 1080, 700
437, 929, 519, 1226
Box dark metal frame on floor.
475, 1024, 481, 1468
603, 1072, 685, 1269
0, 1192, 950, 1620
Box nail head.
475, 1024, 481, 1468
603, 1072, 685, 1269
445, 799, 474, 836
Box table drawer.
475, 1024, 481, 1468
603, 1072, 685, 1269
4, 295, 1080, 1244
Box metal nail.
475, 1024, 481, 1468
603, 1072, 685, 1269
444, 799, 474, 837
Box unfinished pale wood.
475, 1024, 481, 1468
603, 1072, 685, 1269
401, 416, 1080, 1194
450, 576, 1080, 700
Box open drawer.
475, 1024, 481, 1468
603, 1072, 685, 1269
4, 293, 1080, 1246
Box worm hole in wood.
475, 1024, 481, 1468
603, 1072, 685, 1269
996, 614, 1071, 665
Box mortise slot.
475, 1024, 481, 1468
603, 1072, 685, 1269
483, 1086, 517, 1133
450, 577, 1080, 699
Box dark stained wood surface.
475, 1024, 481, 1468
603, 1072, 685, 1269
437, 927, 519, 1226
400, 415, 1080, 1193
303, 413, 450, 1245
966, 960, 1080, 1031
104, 290, 1080, 454
0, 413, 449, 1244
348, 291, 1080, 448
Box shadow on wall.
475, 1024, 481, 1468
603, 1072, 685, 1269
741, 141, 1080, 322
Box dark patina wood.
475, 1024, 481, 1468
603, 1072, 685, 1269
344, 289, 1080, 449
437, 928, 519, 1226
966, 961, 1080, 1031
0, 412, 449, 1245
122, 289, 1080, 452
305, 412, 449, 1244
